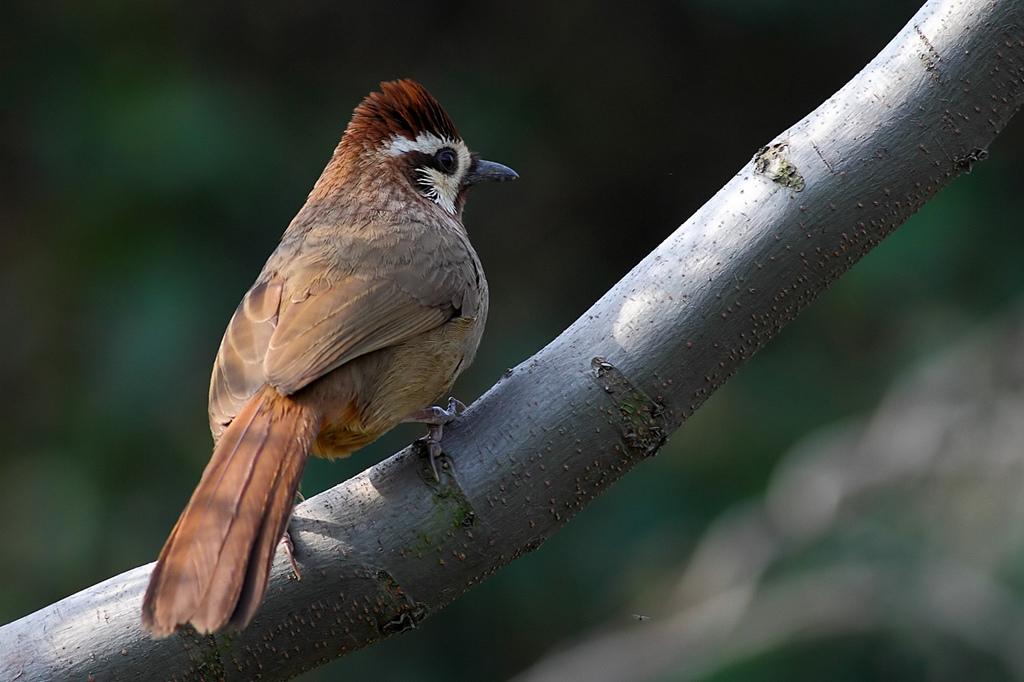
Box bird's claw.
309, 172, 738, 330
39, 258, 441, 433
425, 437, 443, 482
280, 530, 301, 580
405, 397, 466, 481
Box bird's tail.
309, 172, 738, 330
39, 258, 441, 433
142, 385, 319, 637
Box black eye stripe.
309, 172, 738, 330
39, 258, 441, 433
402, 147, 461, 202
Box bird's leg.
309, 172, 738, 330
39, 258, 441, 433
280, 532, 301, 580
278, 490, 306, 580
404, 397, 466, 480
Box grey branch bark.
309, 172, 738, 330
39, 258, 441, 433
3, 0, 1023, 679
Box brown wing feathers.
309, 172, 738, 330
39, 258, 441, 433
265, 278, 452, 395
209, 278, 283, 441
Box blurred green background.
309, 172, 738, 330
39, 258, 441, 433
2, 1, 1024, 680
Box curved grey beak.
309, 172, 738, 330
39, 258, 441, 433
466, 159, 518, 185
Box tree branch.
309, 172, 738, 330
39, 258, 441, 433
3, 0, 1023, 679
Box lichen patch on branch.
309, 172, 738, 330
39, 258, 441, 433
755, 142, 806, 191
591, 358, 669, 460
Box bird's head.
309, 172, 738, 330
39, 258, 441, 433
329, 79, 517, 217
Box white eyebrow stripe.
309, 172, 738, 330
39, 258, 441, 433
384, 131, 455, 156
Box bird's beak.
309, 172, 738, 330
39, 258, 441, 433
465, 159, 518, 185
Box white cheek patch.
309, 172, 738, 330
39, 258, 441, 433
384, 132, 471, 215
415, 166, 460, 214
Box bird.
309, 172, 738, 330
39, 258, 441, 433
141, 79, 517, 638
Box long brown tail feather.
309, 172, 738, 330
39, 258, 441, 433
142, 386, 319, 637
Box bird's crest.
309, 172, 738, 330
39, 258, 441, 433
345, 79, 461, 149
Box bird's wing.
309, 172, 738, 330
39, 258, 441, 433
208, 230, 480, 436
209, 277, 283, 440
264, 273, 454, 395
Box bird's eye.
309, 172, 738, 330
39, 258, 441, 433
436, 148, 458, 174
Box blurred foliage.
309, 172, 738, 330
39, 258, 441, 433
1, 1, 1022, 680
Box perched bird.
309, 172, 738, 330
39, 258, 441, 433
142, 79, 517, 638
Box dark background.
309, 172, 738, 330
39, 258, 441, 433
2, 1, 1023, 680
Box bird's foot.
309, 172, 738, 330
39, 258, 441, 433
280, 530, 301, 580
404, 397, 466, 481
279, 491, 304, 580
